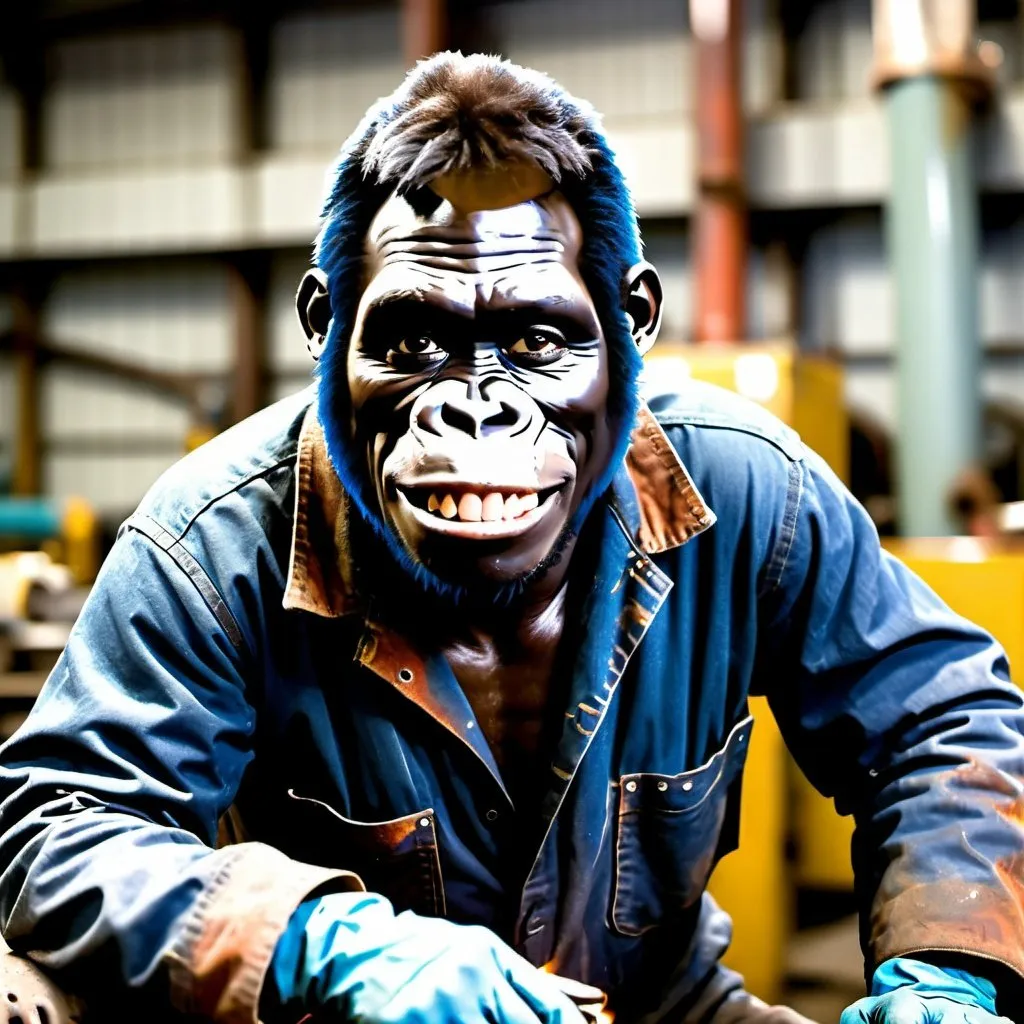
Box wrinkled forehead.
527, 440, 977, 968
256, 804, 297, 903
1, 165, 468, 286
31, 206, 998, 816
364, 190, 585, 276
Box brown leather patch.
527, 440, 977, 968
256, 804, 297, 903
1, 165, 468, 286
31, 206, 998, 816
625, 405, 715, 555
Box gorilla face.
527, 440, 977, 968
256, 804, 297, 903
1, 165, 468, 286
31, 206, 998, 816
344, 191, 613, 589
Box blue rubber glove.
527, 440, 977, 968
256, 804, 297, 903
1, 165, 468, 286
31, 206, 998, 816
840, 957, 1012, 1023
260, 890, 591, 1024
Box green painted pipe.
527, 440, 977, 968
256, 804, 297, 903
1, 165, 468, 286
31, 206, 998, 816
884, 75, 982, 536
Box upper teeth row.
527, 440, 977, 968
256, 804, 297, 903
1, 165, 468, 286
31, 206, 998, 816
426, 491, 539, 522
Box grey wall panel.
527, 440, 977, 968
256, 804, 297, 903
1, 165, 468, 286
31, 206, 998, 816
801, 213, 891, 354
794, 0, 872, 102
268, 253, 316, 374
42, 367, 189, 441
803, 212, 1024, 356
30, 167, 245, 255
484, 0, 689, 123
642, 227, 691, 341
0, 87, 21, 180
485, 0, 780, 120
643, 225, 791, 343
44, 451, 182, 517
43, 27, 242, 171
41, 262, 232, 372
847, 361, 1024, 442
268, 8, 404, 153
844, 363, 896, 432
980, 218, 1024, 344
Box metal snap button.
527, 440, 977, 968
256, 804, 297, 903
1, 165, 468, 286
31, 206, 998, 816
485, 808, 499, 822
398, 668, 414, 683
418, 816, 431, 828
657, 780, 668, 792
682, 781, 694, 792
625, 780, 637, 793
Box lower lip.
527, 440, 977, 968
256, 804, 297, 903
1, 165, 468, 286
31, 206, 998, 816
397, 488, 562, 540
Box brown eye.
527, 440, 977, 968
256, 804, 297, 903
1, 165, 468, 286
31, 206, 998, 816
507, 326, 567, 365
387, 334, 446, 367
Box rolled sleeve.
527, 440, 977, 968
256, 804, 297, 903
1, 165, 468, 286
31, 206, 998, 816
755, 445, 1024, 988
0, 525, 361, 1022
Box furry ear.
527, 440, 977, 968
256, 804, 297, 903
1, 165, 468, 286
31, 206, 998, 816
296, 268, 332, 361
622, 262, 663, 356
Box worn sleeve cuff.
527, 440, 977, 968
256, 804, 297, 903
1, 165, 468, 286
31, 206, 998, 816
165, 842, 364, 1024
872, 876, 1024, 992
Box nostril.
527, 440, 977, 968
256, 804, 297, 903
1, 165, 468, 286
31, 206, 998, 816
481, 402, 521, 436
439, 403, 479, 437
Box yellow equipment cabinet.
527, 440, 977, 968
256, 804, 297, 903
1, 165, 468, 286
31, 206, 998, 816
883, 538, 1024, 671
642, 341, 848, 1001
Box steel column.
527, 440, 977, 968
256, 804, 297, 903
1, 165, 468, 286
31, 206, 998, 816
873, 0, 993, 536
402, 0, 448, 68
691, 0, 745, 345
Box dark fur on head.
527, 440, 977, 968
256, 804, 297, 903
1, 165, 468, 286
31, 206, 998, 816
314, 52, 644, 603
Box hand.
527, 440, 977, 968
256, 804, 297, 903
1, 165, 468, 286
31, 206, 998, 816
263, 891, 595, 1024
841, 989, 1011, 1023
841, 958, 1012, 1024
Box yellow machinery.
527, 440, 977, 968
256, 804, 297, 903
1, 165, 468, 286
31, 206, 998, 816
643, 341, 847, 1001
644, 342, 1024, 1001
883, 538, 1024, 671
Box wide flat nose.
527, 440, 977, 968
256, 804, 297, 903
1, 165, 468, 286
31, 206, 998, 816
415, 379, 533, 441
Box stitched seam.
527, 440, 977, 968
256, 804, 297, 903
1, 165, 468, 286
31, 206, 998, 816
283, 425, 315, 608
167, 848, 245, 1014
126, 513, 245, 650
761, 459, 804, 598
656, 417, 803, 462
643, 420, 708, 539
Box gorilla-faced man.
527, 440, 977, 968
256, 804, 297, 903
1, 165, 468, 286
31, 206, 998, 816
1, 52, 1023, 1024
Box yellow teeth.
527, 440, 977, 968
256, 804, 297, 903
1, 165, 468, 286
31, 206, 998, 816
423, 490, 542, 522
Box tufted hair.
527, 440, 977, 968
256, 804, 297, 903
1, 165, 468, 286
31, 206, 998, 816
312, 51, 645, 598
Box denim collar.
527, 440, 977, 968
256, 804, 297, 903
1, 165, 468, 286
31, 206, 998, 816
282, 401, 716, 618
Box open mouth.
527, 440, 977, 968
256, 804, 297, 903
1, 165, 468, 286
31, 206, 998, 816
394, 483, 565, 539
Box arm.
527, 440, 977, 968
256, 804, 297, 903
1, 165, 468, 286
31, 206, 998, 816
754, 446, 1024, 1007
0, 524, 354, 1022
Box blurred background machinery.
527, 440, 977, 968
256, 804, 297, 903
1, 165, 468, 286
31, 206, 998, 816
2, 0, 1024, 1017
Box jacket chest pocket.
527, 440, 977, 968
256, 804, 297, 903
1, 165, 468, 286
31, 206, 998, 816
287, 791, 446, 918
610, 715, 753, 937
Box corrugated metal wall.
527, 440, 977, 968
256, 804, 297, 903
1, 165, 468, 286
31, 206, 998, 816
40, 262, 233, 513
1, 0, 1023, 520
268, 8, 404, 152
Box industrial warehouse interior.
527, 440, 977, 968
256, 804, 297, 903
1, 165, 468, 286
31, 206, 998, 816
2, 1, 1024, 1022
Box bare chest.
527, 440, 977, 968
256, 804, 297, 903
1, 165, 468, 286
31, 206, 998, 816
443, 635, 562, 784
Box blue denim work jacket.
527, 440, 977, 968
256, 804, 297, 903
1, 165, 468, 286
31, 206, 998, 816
1, 381, 1023, 1024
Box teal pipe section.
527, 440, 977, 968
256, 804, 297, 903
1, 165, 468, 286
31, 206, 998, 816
0, 498, 60, 540
884, 76, 982, 536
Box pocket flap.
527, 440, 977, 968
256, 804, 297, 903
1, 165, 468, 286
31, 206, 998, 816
618, 715, 753, 814
286, 791, 445, 916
